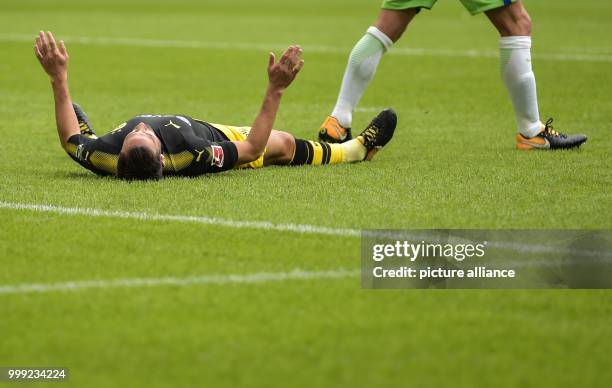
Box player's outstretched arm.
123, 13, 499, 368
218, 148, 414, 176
233, 45, 304, 164
34, 31, 80, 148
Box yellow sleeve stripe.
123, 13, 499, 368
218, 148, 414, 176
163, 151, 194, 172
89, 151, 119, 174
63, 142, 78, 158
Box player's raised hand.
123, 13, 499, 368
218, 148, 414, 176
267, 45, 304, 92
34, 31, 69, 82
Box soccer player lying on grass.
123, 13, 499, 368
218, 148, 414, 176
34, 31, 396, 181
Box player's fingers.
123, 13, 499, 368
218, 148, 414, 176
34, 45, 43, 59
59, 40, 67, 56
39, 31, 47, 53
293, 59, 305, 74
288, 45, 302, 64
35, 39, 43, 59
290, 45, 302, 60
268, 52, 276, 68
47, 31, 57, 52
279, 46, 292, 64
43, 31, 52, 53
284, 46, 299, 68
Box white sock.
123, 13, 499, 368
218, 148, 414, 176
500, 36, 542, 138
331, 27, 393, 128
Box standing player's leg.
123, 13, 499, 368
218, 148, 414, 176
483, 0, 587, 149
266, 109, 397, 166
318, 1, 429, 143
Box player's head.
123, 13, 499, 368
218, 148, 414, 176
117, 122, 165, 181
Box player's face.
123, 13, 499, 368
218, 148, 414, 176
121, 122, 162, 154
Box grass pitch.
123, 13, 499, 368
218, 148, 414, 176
1, 0, 611, 386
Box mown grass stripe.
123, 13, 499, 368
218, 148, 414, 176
1, 33, 611, 62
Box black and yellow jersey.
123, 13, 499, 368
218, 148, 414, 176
63, 115, 239, 176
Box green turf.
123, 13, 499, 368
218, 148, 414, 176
1, 0, 611, 386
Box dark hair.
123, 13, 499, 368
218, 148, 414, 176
117, 146, 163, 181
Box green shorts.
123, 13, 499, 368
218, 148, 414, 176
381, 0, 516, 15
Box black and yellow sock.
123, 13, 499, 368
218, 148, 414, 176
289, 138, 366, 166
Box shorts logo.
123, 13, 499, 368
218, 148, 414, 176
211, 145, 224, 167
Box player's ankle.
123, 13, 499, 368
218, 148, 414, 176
341, 138, 367, 162
518, 121, 543, 138
331, 106, 352, 129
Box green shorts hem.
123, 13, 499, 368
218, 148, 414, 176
463, 0, 518, 15
381, 0, 435, 11
380, 0, 517, 15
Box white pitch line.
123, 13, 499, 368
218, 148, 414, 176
0, 201, 361, 237
2, 33, 612, 63
0, 268, 360, 295
1, 201, 609, 259
355, 106, 387, 113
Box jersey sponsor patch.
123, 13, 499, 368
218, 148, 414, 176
211, 145, 224, 167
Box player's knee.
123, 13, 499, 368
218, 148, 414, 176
252, 147, 266, 162
496, 9, 532, 36
278, 132, 295, 162
513, 10, 532, 36
374, 9, 415, 42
